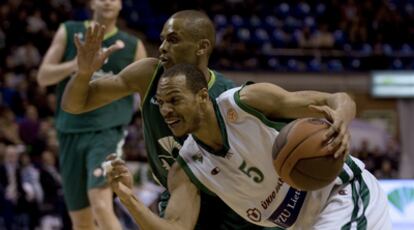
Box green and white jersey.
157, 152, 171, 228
55, 21, 138, 133
177, 86, 366, 229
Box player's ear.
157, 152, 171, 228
196, 39, 211, 56
198, 88, 209, 102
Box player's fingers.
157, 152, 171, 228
309, 105, 335, 122
74, 34, 82, 50
85, 25, 93, 42
333, 131, 349, 158
98, 25, 106, 42
111, 165, 129, 175
325, 119, 342, 141
332, 140, 346, 159
111, 158, 126, 166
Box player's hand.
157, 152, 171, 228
309, 105, 350, 160
74, 24, 124, 76
105, 154, 134, 199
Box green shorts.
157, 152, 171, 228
58, 127, 124, 211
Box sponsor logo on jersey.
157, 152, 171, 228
246, 208, 261, 222
227, 108, 238, 123
268, 188, 307, 228
261, 178, 284, 210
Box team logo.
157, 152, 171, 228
211, 167, 220, 175
227, 108, 238, 122
246, 208, 261, 222
93, 168, 103, 177
158, 136, 182, 170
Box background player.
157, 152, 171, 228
37, 0, 147, 229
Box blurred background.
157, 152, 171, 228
0, 0, 413, 229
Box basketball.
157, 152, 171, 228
273, 118, 344, 191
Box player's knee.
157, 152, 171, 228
88, 187, 114, 215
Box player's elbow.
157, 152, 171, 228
36, 67, 56, 87
36, 70, 49, 87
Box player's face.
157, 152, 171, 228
91, 0, 122, 21
159, 18, 199, 69
156, 75, 203, 137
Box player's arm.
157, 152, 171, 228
239, 83, 356, 157
61, 24, 157, 114
107, 159, 200, 230
37, 24, 78, 87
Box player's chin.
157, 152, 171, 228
171, 129, 186, 138
161, 61, 174, 69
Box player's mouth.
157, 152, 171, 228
165, 118, 180, 128
159, 56, 168, 63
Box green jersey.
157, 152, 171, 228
55, 21, 137, 133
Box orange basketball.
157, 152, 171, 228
273, 118, 344, 191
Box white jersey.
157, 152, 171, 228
177, 86, 367, 228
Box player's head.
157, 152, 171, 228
159, 10, 216, 69
156, 64, 209, 137
91, 0, 122, 22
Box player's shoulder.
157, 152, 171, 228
212, 70, 234, 86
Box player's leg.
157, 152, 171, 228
58, 132, 95, 229
86, 127, 124, 230
87, 186, 120, 230
69, 208, 96, 230
312, 170, 391, 230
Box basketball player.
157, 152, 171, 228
107, 64, 391, 229
37, 0, 147, 229
62, 10, 276, 230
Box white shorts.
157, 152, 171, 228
312, 170, 392, 230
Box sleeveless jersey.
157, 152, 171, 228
177, 86, 366, 228
141, 64, 234, 188
55, 21, 137, 133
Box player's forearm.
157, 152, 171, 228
119, 194, 187, 230
37, 59, 77, 87
327, 93, 356, 124
61, 71, 94, 114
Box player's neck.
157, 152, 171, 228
193, 101, 223, 151
199, 63, 211, 83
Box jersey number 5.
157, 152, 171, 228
239, 160, 264, 183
